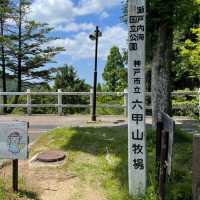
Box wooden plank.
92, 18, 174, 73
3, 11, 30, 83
161, 112, 175, 175
159, 131, 169, 200
12, 159, 18, 192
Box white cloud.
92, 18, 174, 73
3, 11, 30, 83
30, 0, 121, 26
49, 24, 127, 60
56, 22, 95, 32
100, 12, 109, 19
75, 0, 121, 15
30, 0, 76, 25
30, 1, 126, 61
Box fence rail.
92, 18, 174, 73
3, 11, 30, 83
0, 88, 199, 117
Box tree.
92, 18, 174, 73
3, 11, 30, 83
122, 0, 199, 126
178, 27, 200, 79
0, 0, 12, 111
7, 0, 64, 92
102, 46, 127, 92
172, 27, 200, 89
54, 65, 90, 114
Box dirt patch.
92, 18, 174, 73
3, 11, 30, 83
84, 187, 105, 200
0, 160, 105, 200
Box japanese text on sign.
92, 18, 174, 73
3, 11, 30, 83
128, 0, 146, 197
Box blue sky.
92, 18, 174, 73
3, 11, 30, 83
30, 0, 127, 85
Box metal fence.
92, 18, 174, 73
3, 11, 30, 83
0, 88, 199, 117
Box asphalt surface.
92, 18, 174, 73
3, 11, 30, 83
0, 115, 199, 143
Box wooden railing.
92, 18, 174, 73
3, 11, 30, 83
0, 88, 199, 118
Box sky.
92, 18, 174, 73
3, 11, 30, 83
29, 0, 127, 85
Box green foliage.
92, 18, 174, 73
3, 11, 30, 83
96, 95, 124, 115
172, 89, 199, 118
121, 0, 200, 90
54, 65, 90, 114
103, 46, 127, 92
11, 83, 56, 114
31, 84, 56, 114
166, 129, 192, 200
178, 27, 200, 79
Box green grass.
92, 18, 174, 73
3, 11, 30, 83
0, 126, 193, 199
0, 176, 40, 200
30, 126, 193, 200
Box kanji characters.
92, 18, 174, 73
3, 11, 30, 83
129, 43, 137, 51
132, 114, 143, 124
132, 99, 143, 110
132, 129, 144, 140
132, 144, 143, 155
133, 159, 144, 170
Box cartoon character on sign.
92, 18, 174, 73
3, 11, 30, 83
7, 131, 25, 154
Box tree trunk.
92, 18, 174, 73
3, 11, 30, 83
0, 13, 7, 113
17, 0, 22, 92
151, 23, 173, 127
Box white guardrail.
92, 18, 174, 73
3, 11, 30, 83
0, 88, 199, 117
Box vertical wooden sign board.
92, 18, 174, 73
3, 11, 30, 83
128, 0, 146, 197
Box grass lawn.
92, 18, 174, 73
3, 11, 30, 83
0, 126, 193, 200
0, 176, 40, 200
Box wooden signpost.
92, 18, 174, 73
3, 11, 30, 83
128, 0, 146, 197
0, 121, 28, 192
156, 112, 175, 200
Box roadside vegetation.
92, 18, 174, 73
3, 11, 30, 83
0, 177, 39, 200
0, 126, 192, 200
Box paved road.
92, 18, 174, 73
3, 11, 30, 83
0, 115, 199, 143
0, 115, 129, 143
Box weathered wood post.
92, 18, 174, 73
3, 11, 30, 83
156, 114, 163, 183
159, 131, 169, 200
128, 0, 146, 197
124, 89, 128, 116
27, 89, 32, 116
90, 88, 93, 117
58, 89, 62, 116
192, 134, 200, 200
156, 112, 175, 200
12, 159, 18, 192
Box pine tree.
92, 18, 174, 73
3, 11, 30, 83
7, 0, 64, 92
102, 46, 127, 92
0, 0, 12, 112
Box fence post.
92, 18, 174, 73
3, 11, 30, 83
156, 116, 163, 184
90, 88, 93, 116
124, 89, 128, 117
27, 89, 31, 116
193, 134, 200, 200
58, 89, 62, 116
158, 131, 169, 200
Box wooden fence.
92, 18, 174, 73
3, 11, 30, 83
0, 88, 199, 117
